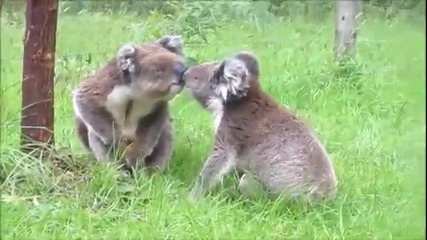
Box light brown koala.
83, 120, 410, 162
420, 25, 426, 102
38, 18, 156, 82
183, 51, 338, 203
72, 35, 188, 174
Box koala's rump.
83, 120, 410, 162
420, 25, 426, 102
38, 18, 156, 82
241, 122, 335, 196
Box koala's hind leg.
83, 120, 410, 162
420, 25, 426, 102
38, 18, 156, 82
144, 121, 174, 175
72, 93, 119, 146
188, 147, 236, 201
75, 116, 91, 151
88, 129, 113, 163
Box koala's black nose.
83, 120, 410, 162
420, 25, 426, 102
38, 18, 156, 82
174, 63, 188, 85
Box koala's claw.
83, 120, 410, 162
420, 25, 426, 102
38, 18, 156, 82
122, 162, 136, 175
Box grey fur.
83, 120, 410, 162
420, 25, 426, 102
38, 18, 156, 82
184, 51, 338, 203
157, 35, 184, 56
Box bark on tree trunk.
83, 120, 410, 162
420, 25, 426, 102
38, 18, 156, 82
334, 0, 362, 61
21, 0, 58, 151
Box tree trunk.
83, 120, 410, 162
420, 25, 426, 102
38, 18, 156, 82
334, 0, 362, 61
21, 0, 59, 151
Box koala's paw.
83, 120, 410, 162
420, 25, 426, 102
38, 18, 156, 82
188, 182, 204, 203
99, 136, 112, 145
122, 143, 135, 165
101, 132, 121, 146
100, 126, 123, 146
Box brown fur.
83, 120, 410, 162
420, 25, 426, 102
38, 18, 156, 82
72, 36, 187, 174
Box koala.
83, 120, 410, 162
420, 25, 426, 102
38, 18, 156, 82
183, 51, 338, 203
72, 35, 188, 174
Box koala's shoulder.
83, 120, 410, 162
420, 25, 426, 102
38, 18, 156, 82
74, 59, 121, 100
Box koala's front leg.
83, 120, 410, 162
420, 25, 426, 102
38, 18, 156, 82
123, 103, 169, 172
189, 143, 236, 201
144, 120, 174, 175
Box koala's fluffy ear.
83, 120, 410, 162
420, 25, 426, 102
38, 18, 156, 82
117, 43, 139, 84
210, 58, 250, 102
233, 51, 259, 77
157, 35, 184, 55
117, 44, 137, 72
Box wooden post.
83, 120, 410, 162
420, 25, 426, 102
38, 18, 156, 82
334, 0, 362, 61
21, 0, 59, 151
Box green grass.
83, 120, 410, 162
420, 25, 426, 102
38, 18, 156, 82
1, 11, 426, 239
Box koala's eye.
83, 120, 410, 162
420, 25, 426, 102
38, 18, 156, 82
155, 69, 162, 74
194, 76, 199, 81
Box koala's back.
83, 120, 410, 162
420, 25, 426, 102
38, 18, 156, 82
234, 104, 337, 200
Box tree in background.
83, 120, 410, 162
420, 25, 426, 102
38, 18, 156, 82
334, 0, 363, 62
21, 0, 58, 152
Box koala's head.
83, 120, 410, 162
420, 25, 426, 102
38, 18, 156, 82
116, 35, 188, 100
183, 51, 260, 108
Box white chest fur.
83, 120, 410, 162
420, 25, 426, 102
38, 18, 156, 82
207, 98, 224, 133
105, 85, 156, 139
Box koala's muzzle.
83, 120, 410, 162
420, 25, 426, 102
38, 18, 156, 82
174, 63, 188, 86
